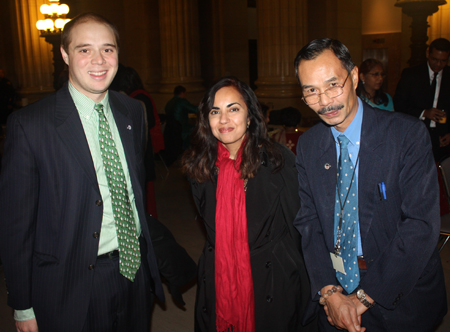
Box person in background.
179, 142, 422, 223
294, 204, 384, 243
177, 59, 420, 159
182, 77, 316, 332
112, 65, 164, 218
0, 13, 164, 332
294, 38, 446, 332
356, 59, 393, 111
272, 106, 303, 154
163, 85, 198, 165
394, 38, 450, 161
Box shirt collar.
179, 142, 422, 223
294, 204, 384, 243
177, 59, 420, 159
427, 62, 443, 79
68, 81, 110, 119
331, 97, 363, 148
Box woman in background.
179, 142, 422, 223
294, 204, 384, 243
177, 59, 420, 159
114, 66, 164, 217
357, 58, 394, 111
182, 77, 315, 332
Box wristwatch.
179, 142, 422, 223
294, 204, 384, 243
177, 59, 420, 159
356, 289, 375, 309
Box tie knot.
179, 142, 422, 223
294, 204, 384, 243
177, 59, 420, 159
338, 135, 350, 149
94, 103, 104, 114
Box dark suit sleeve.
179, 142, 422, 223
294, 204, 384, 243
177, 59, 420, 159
0, 113, 39, 310
394, 68, 424, 118
279, 145, 301, 229
394, 67, 431, 118
361, 119, 440, 309
146, 214, 197, 306
294, 140, 338, 298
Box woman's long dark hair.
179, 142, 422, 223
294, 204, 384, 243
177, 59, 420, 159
182, 77, 283, 182
356, 59, 389, 106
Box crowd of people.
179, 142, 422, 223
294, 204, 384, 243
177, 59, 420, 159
0, 11, 449, 332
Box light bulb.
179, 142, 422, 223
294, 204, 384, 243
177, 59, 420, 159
58, 4, 70, 15
36, 20, 46, 30
40, 4, 49, 15
49, 4, 59, 14
55, 18, 65, 28
44, 19, 54, 30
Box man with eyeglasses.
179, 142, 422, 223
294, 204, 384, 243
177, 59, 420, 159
394, 38, 450, 162
293, 38, 446, 332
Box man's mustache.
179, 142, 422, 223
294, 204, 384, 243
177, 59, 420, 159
318, 104, 344, 115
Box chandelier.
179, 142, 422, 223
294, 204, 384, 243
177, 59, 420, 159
36, 0, 70, 36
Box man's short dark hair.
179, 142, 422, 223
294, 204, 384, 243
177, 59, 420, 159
294, 38, 356, 84
61, 13, 120, 54
429, 38, 450, 54
174, 85, 186, 95
281, 107, 302, 128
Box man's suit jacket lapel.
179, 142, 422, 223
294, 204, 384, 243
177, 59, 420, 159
358, 104, 385, 244
108, 93, 145, 207
316, 128, 338, 250
438, 66, 450, 109
55, 85, 99, 190
109, 93, 138, 176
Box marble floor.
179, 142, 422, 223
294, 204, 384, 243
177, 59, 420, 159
1, 159, 450, 331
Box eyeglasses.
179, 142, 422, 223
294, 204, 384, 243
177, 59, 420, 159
302, 72, 350, 105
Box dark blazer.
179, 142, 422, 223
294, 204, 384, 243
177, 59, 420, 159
189, 145, 316, 332
394, 63, 450, 159
294, 103, 447, 331
0, 84, 164, 332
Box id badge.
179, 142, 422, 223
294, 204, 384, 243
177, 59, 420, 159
330, 252, 346, 275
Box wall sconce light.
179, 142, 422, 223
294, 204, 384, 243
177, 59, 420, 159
35, 0, 71, 90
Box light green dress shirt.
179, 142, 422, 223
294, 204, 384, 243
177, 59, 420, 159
15, 82, 141, 321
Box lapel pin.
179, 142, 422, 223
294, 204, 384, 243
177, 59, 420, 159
324, 163, 331, 170
127, 125, 132, 130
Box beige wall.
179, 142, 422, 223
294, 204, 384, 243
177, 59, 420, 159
428, 2, 450, 42
362, 0, 402, 35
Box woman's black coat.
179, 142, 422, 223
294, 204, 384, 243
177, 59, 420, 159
189, 145, 317, 332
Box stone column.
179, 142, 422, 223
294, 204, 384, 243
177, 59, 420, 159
158, 0, 203, 94
255, 0, 307, 101
395, 0, 446, 67
13, 0, 55, 101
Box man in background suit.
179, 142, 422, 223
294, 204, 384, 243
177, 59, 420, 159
294, 38, 446, 331
394, 38, 450, 162
0, 13, 164, 332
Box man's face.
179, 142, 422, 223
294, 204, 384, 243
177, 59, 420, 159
61, 21, 118, 102
297, 50, 359, 133
427, 48, 450, 73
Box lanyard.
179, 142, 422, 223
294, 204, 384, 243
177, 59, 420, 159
334, 152, 360, 256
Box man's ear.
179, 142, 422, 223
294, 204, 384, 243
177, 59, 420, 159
351, 66, 359, 89
61, 46, 69, 66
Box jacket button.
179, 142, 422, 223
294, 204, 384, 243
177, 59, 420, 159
88, 264, 95, 270
95, 200, 102, 206
208, 246, 213, 252
266, 296, 273, 303
203, 276, 206, 283
202, 306, 207, 313
93, 232, 99, 238
265, 261, 272, 268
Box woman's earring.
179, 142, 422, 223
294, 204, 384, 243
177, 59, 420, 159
362, 80, 365, 85
247, 123, 250, 129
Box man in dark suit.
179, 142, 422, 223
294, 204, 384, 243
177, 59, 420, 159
394, 38, 450, 162
0, 13, 164, 332
293, 38, 446, 331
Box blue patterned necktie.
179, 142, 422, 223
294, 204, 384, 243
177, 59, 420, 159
95, 103, 141, 281
334, 135, 360, 293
